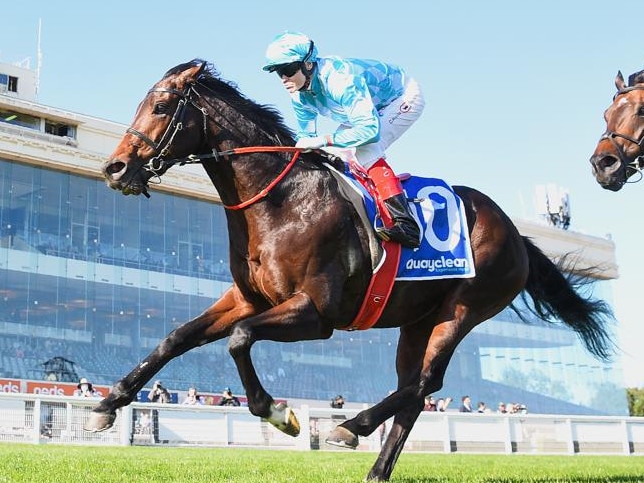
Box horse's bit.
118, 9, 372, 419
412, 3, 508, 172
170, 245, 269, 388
598, 85, 644, 183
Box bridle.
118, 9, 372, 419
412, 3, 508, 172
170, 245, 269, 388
124, 81, 304, 209
126, 84, 210, 175
598, 85, 644, 184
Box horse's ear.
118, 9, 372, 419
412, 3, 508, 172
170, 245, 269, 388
615, 70, 626, 91
178, 61, 207, 85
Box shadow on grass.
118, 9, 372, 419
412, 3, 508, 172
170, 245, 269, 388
395, 477, 644, 483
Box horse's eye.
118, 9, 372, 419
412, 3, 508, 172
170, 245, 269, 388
153, 103, 169, 115
638, 106, 644, 117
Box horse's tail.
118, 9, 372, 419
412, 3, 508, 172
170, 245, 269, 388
514, 236, 615, 361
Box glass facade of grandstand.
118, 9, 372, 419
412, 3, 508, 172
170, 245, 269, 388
0, 157, 628, 415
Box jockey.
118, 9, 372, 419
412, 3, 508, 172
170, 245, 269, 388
263, 31, 425, 249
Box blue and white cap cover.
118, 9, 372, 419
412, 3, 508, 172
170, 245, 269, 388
263, 31, 318, 71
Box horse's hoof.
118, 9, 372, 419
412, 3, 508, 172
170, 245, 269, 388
325, 426, 358, 449
266, 402, 300, 437
83, 411, 116, 432
365, 472, 388, 482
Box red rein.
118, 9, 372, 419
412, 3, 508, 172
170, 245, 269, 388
222, 147, 302, 210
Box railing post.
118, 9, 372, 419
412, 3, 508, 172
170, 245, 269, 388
224, 409, 231, 445
32, 398, 41, 444
296, 405, 310, 451
503, 416, 513, 453
120, 407, 132, 446
65, 401, 73, 439
442, 413, 451, 453
565, 418, 575, 454
621, 419, 631, 455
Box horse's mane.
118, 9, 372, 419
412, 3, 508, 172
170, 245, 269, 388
628, 69, 644, 86
164, 59, 295, 143
162, 59, 343, 171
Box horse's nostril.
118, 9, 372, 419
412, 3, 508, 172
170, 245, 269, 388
596, 155, 618, 170
106, 161, 126, 176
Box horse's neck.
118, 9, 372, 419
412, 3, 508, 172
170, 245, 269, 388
202, 144, 287, 208
198, 91, 337, 231
200, 94, 288, 198
203, 148, 331, 227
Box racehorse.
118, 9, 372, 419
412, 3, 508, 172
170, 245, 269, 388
591, 69, 644, 190
87, 59, 614, 481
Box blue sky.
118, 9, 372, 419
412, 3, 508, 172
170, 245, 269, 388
2, 1, 644, 387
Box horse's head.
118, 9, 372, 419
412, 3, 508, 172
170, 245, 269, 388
103, 60, 209, 196
590, 70, 644, 191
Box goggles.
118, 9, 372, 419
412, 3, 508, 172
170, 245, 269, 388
273, 62, 302, 78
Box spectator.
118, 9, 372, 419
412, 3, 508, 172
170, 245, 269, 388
477, 401, 490, 413
437, 396, 453, 412
331, 395, 345, 409
182, 387, 203, 405
146, 380, 171, 443
497, 402, 508, 414
459, 395, 473, 413
73, 377, 99, 398
508, 402, 522, 414
217, 387, 241, 407
147, 380, 171, 403
135, 410, 152, 435
424, 395, 437, 411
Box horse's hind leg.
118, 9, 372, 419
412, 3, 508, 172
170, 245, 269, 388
327, 318, 457, 481
368, 325, 458, 482
85, 287, 255, 432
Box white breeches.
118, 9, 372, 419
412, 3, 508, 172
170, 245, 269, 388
322, 77, 425, 169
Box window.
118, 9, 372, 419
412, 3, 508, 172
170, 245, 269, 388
8, 76, 18, 92
45, 121, 75, 138
0, 108, 40, 130
0, 108, 77, 141
0, 73, 18, 93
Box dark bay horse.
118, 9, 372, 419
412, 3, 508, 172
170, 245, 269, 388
88, 59, 613, 481
591, 69, 644, 190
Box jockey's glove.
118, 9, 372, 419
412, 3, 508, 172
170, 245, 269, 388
295, 136, 330, 151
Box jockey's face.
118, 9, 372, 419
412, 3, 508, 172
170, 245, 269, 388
278, 61, 312, 93
280, 68, 305, 93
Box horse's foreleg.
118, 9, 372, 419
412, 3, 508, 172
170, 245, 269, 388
84, 287, 255, 432
228, 291, 332, 436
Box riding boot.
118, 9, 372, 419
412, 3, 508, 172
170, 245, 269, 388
367, 158, 421, 249
376, 193, 421, 248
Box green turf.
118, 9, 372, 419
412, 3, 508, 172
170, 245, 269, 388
0, 444, 642, 482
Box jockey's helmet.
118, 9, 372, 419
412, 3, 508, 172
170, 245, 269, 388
262, 31, 318, 72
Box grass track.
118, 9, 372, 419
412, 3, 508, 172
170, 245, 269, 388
0, 443, 642, 482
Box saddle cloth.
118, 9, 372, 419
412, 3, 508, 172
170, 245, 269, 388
336, 162, 476, 281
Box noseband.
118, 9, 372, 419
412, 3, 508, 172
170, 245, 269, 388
598, 85, 644, 183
